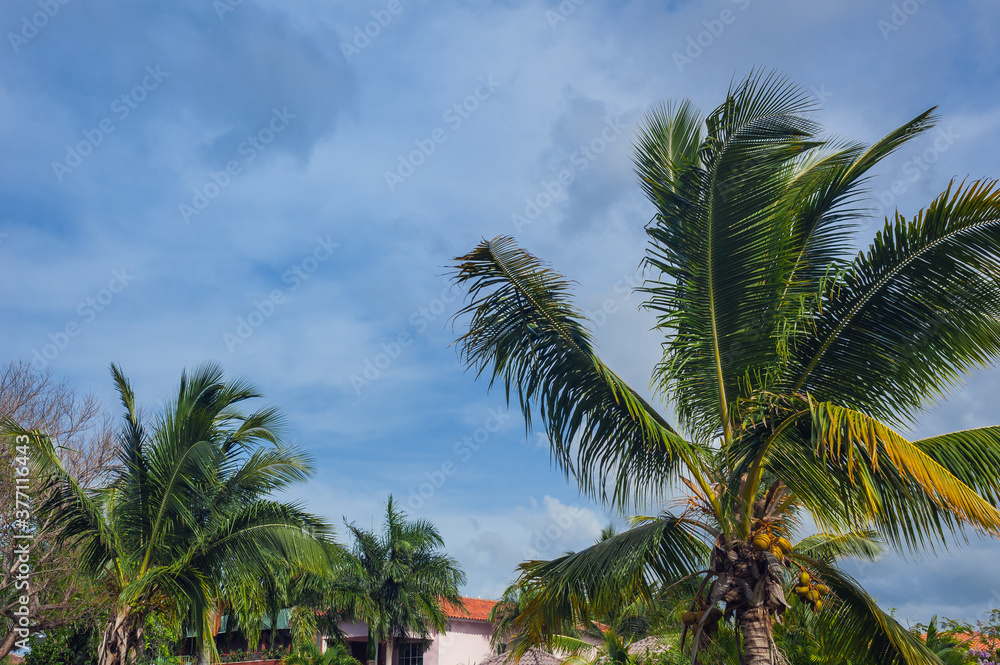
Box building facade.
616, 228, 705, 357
329, 597, 500, 665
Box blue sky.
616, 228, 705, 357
3, 0, 1000, 626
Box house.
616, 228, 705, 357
478, 648, 563, 665
330, 597, 500, 665
946, 632, 998, 657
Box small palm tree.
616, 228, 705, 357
556, 627, 639, 665
450, 71, 1000, 665
914, 617, 966, 665
332, 496, 466, 665
4, 363, 335, 665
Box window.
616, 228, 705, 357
398, 642, 424, 665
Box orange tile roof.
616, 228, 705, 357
954, 632, 998, 653
441, 596, 498, 622
920, 631, 998, 654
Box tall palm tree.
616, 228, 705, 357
3, 363, 334, 665
449, 71, 1000, 665
332, 496, 466, 665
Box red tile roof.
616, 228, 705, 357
441, 597, 498, 622
920, 631, 998, 654
954, 632, 999, 653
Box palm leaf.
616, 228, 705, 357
788, 179, 1000, 423
793, 530, 883, 563
809, 402, 1000, 543
640, 70, 821, 441
511, 516, 707, 653
911, 426, 1000, 506
804, 559, 944, 665
780, 108, 938, 303
452, 235, 693, 509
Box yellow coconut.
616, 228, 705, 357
814, 599, 823, 612
799, 571, 810, 585
777, 537, 792, 552
816, 584, 830, 595
752, 535, 770, 551
806, 589, 820, 603
792, 584, 810, 596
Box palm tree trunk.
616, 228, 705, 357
97, 609, 142, 665
737, 607, 780, 665
384, 638, 395, 665
195, 606, 220, 665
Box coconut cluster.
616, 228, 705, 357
750, 531, 792, 561
680, 606, 723, 634
791, 571, 829, 612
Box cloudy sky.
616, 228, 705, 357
3, 0, 1000, 627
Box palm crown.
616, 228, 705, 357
4, 363, 334, 665
450, 71, 1000, 665
332, 496, 466, 665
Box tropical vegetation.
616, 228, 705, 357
449, 71, 1000, 665
3, 363, 336, 665
331, 495, 466, 665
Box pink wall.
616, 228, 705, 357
434, 618, 494, 665
323, 618, 494, 665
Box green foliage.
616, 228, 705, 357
2, 363, 336, 663
283, 641, 361, 665
450, 70, 1000, 665
331, 495, 465, 652
20, 624, 98, 665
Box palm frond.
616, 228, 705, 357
793, 530, 883, 563
912, 426, 1000, 506
511, 516, 707, 653
789, 179, 1000, 423
452, 236, 693, 509
780, 108, 938, 303
804, 559, 945, 665
809, 402, 1000, 546
640, 70, 821, 441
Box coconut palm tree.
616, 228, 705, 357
449, 71, 1000, 665
3, 363, 335, 665
332, 496, 466, 665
